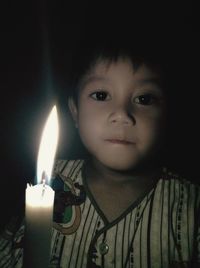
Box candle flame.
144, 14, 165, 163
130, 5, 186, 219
37, 105, 59, 184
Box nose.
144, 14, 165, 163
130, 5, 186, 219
108, 106, 135, 125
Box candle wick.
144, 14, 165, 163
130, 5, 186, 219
42, 178, 46, 197
42, 178, 46, 187
41, 171, 47, 197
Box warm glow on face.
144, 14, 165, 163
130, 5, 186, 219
37, 106, 59, 184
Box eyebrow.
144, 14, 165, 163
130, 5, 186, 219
137, 77, 162, 86
80, 76, 163, 89
80, 75, 110, 88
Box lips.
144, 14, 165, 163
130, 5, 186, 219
105, 138, 135, 145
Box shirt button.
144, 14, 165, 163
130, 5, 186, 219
99, 242, 109, 255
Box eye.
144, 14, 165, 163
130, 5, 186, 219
90, 91, 110, 101
134, 94, 157, 105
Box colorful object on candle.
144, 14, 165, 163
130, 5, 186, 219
24, 105, 59, 268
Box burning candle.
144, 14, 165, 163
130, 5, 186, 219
24, 106, 59, 268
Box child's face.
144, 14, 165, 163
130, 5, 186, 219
69, 58, 166, 171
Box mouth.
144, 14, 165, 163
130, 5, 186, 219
105, 139, 135, 145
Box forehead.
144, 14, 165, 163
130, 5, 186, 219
80, 58, 162, 88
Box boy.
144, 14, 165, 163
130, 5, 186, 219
51, 41, 200, 267
0, 41, 200, 268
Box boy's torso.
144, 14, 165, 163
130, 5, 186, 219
0, 159, 199, 268
49, 159, 200, 268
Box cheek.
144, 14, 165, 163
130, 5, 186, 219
137, 113, 165, 146
77, 107, 103, 144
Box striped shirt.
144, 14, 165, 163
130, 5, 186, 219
0, 159, 200, 268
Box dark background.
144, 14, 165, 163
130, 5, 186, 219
0, 1, 199, 230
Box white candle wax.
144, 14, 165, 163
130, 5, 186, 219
24, 183, 55, 268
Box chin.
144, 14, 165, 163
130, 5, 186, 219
99, 155, 141, 172
96, 148, 161, 173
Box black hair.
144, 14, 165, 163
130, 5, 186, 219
62, 30, 192, 167
56, 22, 198, 179
68, 36, 171, 105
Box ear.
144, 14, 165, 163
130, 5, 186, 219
68, 97, 78, 128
